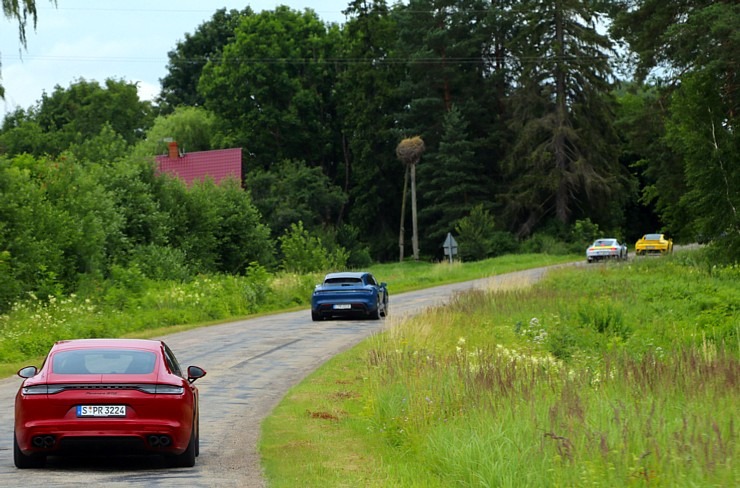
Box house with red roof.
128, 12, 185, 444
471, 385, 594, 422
155, 141, 242, 186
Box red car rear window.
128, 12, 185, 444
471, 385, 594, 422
52, 349, 157, 374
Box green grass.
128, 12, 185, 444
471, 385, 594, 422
260, 253, 739, 487
0, 253, 578, 376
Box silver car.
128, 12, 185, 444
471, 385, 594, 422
586, 238, 628, 263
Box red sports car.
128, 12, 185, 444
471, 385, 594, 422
14, 338, 206, 469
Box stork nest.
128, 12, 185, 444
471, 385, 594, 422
396, 136, 425, 165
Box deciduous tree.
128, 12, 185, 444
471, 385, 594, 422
1, 0, 56, 98
158, 7, 253, 111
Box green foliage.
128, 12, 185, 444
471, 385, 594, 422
454, 204, 497, 261
133, 106, 218, 159
0, 154, 121, 304
167, 178, 274, 273
611, 1, 739, 260
158, 7, 254, 111
666, 69, 739, 262
128, 244, 191, 282
245, 160, 347, 239
0, 250, 20, 308
66, 123, 130, 164
1, 78, 154, 157
0, 148, 275, 310
520, 232, 574, 255
419, 105, 488, 251
337, 0, 406, 262
199, 6, 341, 170
278, 221, 348, 273
213, 179, 275, 273
504, 0, 628, 235
571, 218, 600, 246
335, 224, 373, 269
1, 0, 57, 97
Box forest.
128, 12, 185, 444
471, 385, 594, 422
0, 0, 738, 312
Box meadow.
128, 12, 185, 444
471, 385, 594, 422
260, 253, 739, 487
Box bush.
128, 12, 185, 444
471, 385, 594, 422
455, 205, 497, 261
489, 231, 519, 256
571, 218, 601, 246
279, 221, 348, 273
128, 244, 191, 282
520, 233, 572, 255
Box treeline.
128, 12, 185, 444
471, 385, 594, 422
0, 1, 738, 311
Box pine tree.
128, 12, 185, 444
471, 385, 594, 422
419, 106, 485, 251
504, 0, 628, 236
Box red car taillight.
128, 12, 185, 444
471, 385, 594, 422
136, 384, 185, 395
21, 385, 65, 395
22, 384, 184, 395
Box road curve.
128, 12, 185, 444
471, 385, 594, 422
0, 264, 569, 486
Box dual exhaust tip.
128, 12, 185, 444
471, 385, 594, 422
32, 435, 56, 449
147, 435, 172, 448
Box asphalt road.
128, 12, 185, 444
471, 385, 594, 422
0, 265, 566, 487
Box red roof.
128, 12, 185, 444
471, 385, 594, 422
155, 147, 242, 186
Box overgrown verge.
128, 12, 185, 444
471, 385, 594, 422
0, 254, 577, 373
260, 253, 738, 487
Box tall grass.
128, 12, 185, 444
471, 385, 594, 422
0, 254, 576, 374
261, 255, 738, 486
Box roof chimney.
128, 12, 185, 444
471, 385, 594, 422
168, 141, 180, 159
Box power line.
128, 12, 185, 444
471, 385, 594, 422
0, 53, 613, 65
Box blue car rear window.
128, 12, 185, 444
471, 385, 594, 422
52, 350, 156, 374
325, 278, 362, 284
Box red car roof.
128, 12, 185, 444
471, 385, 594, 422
51, 338, 162, 351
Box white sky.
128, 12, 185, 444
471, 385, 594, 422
0, 1, 350, 113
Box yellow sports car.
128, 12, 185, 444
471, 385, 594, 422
635, 233, 673, 256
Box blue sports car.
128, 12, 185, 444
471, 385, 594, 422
311, 272, 389, 321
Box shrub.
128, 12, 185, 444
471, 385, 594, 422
128, 244, 191, 282
455, 205, 497, 261
279, 221, 348, 273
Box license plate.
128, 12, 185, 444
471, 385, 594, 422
333, 304, 351, 310
77, 405, 126, 417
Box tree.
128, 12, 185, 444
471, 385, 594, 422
133, 106, 217, 160
245, 159, 347, 239
0, 153, 124, 303
158, 7, 253, 111
455, 204, 497, 261
667, 70, 739, 257
613, 86, 678, 241
389, 0, 512, 255
504, 0, 628, 236
199, 7, 342, 172
1, 0, 56, 98
337, 0, 407, 260
611, 1, 739, 260
1, 78, 154, 157
396, 136, 425, 260
418, 105, 486, 252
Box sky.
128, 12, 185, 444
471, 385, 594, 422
0, 1, 351, 114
